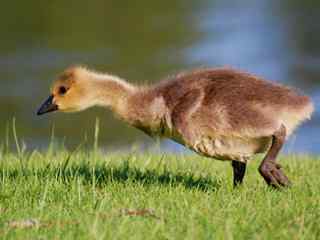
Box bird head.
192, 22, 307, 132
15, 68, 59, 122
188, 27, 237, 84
37, 66, 94, 115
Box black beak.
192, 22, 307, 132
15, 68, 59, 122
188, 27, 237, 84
37, 95, 58, 115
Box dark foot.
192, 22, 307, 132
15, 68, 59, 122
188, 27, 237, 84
259, 162, 291, 188
232, 161, 246, 187
259, 125, 291, 189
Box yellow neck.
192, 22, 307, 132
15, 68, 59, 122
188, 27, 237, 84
87, 72, 138, 118
84, 70, 167, 132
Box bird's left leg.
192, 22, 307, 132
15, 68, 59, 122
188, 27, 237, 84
231, 160, 247, 187
258, 124, 290, 188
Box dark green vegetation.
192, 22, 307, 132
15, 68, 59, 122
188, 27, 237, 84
0, 147, 319, 239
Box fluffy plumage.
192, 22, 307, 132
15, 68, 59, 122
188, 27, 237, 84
125, 68, 313, 161
37, 66, 314, 187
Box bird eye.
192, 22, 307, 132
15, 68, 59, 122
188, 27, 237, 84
59, 86, 67, 95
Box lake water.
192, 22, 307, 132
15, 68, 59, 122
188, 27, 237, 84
0, 0, 319, 154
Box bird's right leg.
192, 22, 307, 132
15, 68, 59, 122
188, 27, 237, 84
259, 125, 291, 188
232, 161, 247, 187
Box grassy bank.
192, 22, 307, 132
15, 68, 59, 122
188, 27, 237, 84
0, 149, 319, 239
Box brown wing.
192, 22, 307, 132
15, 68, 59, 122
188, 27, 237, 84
158, 68, 312, 138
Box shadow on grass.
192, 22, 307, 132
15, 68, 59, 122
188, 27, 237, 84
1, 160, 221, 192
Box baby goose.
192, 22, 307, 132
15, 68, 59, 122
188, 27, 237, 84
37, 66, 314, 188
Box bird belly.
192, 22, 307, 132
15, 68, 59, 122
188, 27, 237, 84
189, 136, 271, 162
162, 120, 271, 162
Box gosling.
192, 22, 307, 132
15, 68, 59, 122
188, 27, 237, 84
37, 66, 314, 188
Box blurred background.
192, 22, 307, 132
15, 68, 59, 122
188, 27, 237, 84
0, 0, 319, 153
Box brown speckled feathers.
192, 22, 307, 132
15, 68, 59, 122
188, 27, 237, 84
150, 68, 313, 138
38, 66, 314, 186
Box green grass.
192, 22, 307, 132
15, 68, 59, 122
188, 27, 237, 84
0, 148, 319, 239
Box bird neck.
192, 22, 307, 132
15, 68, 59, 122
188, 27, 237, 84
86, 71, 167, 132
88, 72, 137, 117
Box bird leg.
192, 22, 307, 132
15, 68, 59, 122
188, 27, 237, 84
232, 161, 247, 187
259, 125, 291, 188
